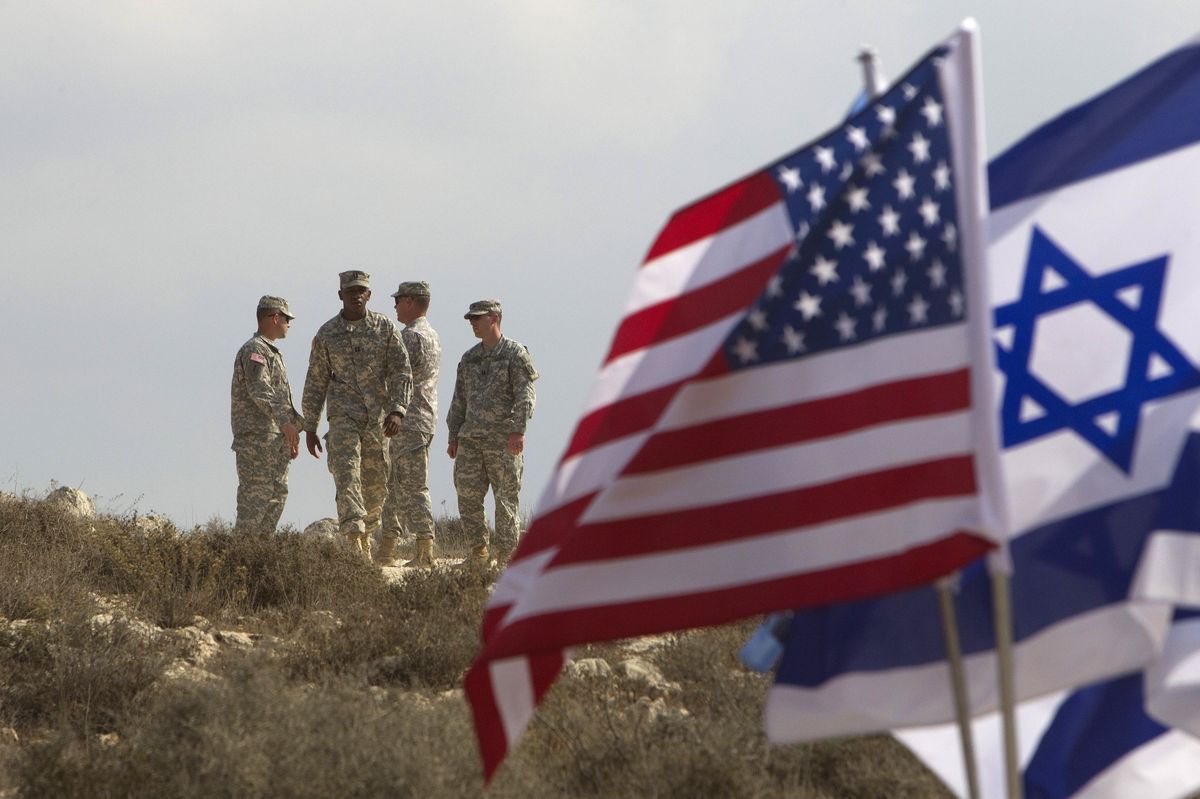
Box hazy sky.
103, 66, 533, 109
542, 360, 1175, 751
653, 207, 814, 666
3, 1, 1196, 529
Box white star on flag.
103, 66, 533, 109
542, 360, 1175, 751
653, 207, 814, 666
731, 337, 758, 363
827, 220, 855, 249
810, 255, 839, 285
794, 291, 822, 320
921, 97, 944, 126
907, 293, 930, 324
834, 312, 858, 341
780, 325, 805, 354
815, 146, 837, 173
919, 197, 940, 226
807, 183, 826, 211
893, 169, 916, 199
879, 205, 901, 236
849, 276, 873, 306
905, 230, 927, 261
864, 241, 886, 271
777, 165, 802, 192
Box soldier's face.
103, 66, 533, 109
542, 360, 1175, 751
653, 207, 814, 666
394, 296, 416, 325
339, 286, 370, 313
274, 314, 291, 339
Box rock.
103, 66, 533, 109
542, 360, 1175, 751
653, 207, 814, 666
567, 657, 613, 679
213, 630, 256, 649
97, 732, 120, 747
131, 513, 176, 537
45, 486, 95, 520
89, 612, 161, 643
302, 518, 339, 539
615, 657, 680, 696
636, 696, 690, 724
0, 727, 18, 745
169, 625, 221, 666
162, 659, 220, 684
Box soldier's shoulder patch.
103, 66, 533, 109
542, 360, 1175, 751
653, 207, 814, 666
249, 352, 267, 365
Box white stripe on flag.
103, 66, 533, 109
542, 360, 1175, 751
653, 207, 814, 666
624, 202, 792, 315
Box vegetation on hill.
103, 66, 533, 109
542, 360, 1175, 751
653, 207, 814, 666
0, 493, 950, 798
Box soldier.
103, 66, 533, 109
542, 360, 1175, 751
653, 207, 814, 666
230, 296, 303, 535
301, 271, 413, 559
378, 280, 442, 567
447, 299, 538, 567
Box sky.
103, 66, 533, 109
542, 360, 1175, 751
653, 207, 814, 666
2, 0, 1196, 530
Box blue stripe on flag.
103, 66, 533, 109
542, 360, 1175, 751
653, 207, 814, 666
989, 42, 1200, 209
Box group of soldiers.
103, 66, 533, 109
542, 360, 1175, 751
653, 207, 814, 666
229, 270, 538, 568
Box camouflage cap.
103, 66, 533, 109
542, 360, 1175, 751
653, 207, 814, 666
392, 280, 431, 298
464, 299, 502, 319
339, 270, 370, 289
257, 295, 295, 319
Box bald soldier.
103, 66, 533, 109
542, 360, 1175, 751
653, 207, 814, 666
230, 295, 303, 535
378, 280, 442, 567
447, 299, 538, 567
302, 271, 413, 558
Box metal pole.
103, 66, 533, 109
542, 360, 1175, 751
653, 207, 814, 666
856, 46, 888, 98
991, 567, 1022, 799
938, 578, 981, 799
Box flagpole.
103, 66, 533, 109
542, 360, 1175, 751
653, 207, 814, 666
857, 42, 983, 799
937, 577, 981, 799
947, 18, 1023, 799
991, 565, 1021, 799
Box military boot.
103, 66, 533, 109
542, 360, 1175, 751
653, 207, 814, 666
456, 544, 490, 571
344, 530, 370, 560
403, 538, 435, 569
376, 534, 399, 567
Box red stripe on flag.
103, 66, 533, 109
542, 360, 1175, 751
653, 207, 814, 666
465, 649, 567, 783
605, 245, 791, 364
551, 454, 977, 563
482, 531, 993, 661
643, 171, 782, 263
624, 368, 971, 474
561, 381, 683, 461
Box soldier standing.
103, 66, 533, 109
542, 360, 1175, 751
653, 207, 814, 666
230, 296, 303, 535
378, 280, 442, 567
302, 271, 412, 558
447, 299, 538, 567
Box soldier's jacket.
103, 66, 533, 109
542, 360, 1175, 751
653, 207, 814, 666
231, 333, 303, 444
447, 335, 538, 441
301, 310, 413, 430
400, 316, 441, 436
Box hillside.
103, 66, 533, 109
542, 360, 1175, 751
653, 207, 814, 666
0, 489, 949, 798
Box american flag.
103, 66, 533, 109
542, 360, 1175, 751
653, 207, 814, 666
467, 29, 999, 781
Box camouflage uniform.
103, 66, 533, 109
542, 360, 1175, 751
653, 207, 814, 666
381, 298, 441, 543
230, 297, 302, 535
448, 301, 538, 552
302, 275, 412, 539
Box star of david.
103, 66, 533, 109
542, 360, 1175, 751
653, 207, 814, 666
993, 226, 1200, 473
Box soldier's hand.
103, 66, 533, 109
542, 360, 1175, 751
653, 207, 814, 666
282, 423, 300, 460
447, 441, 458, 459
508, 433, 524, 456
383, 412, 403, 438
306, 430, 324, 459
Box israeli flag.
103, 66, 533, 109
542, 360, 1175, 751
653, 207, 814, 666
765, 35, 1200, 796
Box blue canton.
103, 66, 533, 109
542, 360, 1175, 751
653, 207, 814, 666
723, 47, 964, 369
994, 226, 1200, 473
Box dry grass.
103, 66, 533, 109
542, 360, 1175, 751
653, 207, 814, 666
0, 493, 953, 798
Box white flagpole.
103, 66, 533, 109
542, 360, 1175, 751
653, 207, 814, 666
857, 43, 980, 799
948, 19, 1023, 799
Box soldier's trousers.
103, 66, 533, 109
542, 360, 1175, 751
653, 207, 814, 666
453, 438, 523, 550
381, 431, 435, 541
325, 419, 389, 537
233, 436, 290, 535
